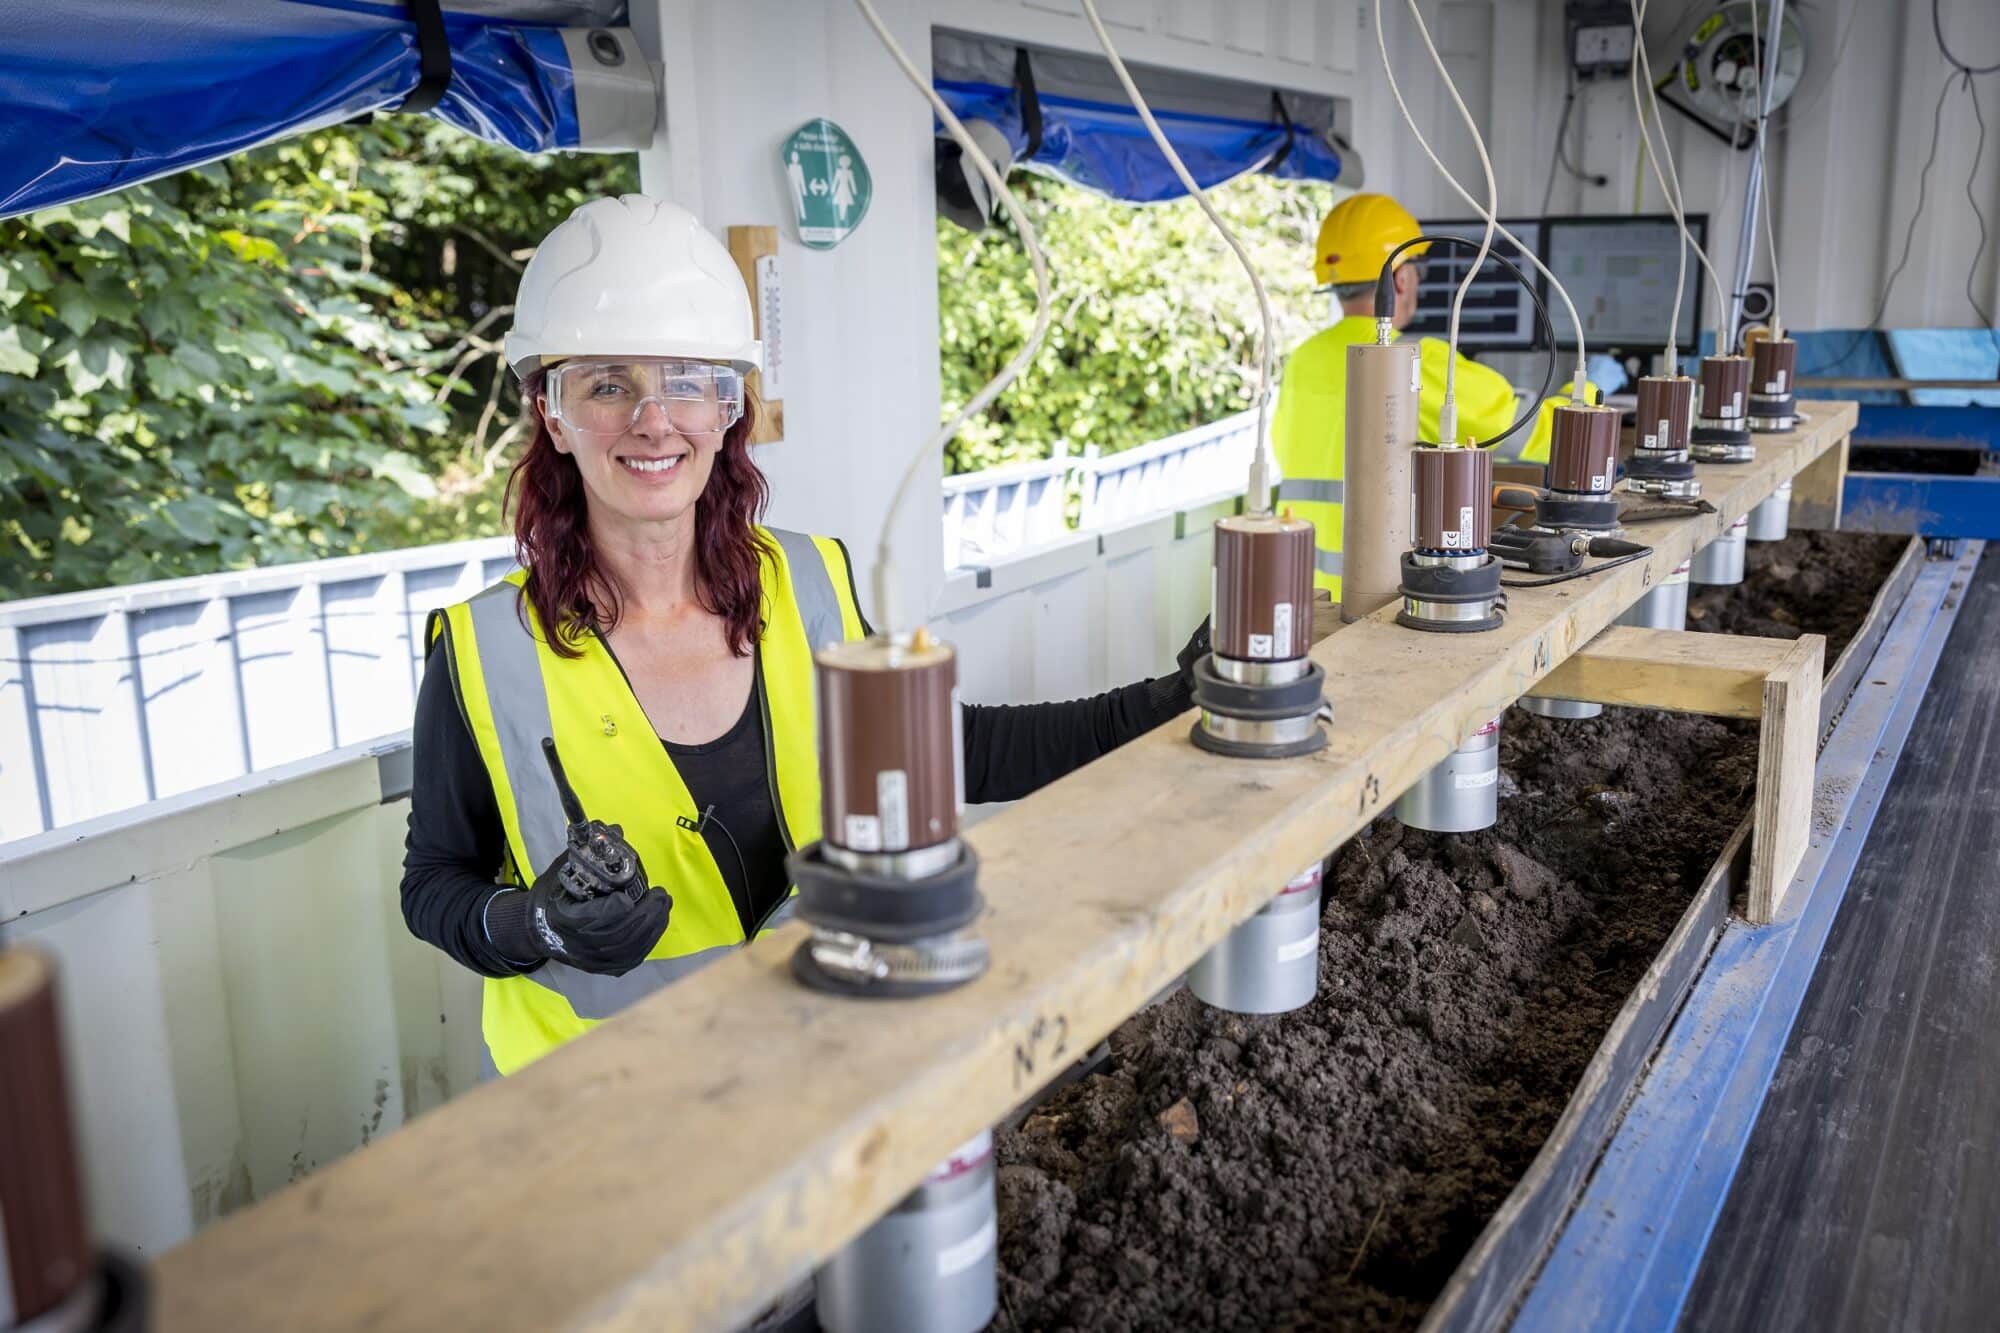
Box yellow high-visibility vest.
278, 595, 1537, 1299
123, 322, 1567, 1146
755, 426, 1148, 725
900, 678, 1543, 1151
1272, 316, 1554, 596
430, 527, 866, 1075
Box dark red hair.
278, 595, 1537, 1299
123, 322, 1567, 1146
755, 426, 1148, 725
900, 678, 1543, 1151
505, 370, 773, 658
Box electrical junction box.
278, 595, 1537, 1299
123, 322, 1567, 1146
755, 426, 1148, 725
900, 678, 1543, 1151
1566, 1, 1635, 78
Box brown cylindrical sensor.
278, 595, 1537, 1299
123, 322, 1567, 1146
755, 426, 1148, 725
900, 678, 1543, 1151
1213, 513, 1315, 662
1341, 340, 1419, 623
1412, 447, 1492, 553
1751, 337, 1797, 399
816, 634, 959, 856
0, 950, 92, 1327
1635, 375, 1696, 453
1699, 355, 1751, 422
1546, 403, 1621, 495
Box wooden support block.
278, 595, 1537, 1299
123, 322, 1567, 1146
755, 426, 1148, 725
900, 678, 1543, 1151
1532, 627, 1824, 923
1749, 636, 1823, 923
1789, 430, 1848, 530
150, 405, 1862, 1333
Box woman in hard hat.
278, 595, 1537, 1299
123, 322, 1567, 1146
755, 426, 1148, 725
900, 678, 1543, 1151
1271, 193, 1531, 599
400, 195, 1207, 1078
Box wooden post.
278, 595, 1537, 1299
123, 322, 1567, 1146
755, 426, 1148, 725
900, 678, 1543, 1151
726, 225, 784, 444
1788, 429, 1847, 530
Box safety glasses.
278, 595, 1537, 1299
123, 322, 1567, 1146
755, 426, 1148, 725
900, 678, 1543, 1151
544, 358, 746, 439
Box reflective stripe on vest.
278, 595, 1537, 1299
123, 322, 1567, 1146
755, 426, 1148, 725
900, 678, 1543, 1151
1315, 549, 1344, 577
440, 526, 863, 1073
1277, 478, 1345, 506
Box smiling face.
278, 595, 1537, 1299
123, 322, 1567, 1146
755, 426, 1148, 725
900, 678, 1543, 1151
540, 359, 740, 527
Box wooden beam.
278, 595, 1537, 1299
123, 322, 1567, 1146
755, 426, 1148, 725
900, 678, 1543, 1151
1531, 627, 1824, 921
1789, 428, 1848, 530
1533, 626, 1778, 718
152, 406, 1861, 1333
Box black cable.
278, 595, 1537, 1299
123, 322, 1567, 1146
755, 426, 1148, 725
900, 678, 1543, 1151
1372, 235, 1558, 451
1821, 73, 1959, 372
1540, 86, 1576, 217
1501, 544, 1652, 588
1962, 75, 1996, 332
1934, 0, 2000, 76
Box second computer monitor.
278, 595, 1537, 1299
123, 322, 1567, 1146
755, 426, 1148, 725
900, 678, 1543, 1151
1542, 213, 1707, 354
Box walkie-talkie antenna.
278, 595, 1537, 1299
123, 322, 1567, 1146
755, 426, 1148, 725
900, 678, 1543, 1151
541, 737, 587, 828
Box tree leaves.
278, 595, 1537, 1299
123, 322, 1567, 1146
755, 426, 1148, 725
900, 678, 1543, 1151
937, 173, 1334, 480
0, 124, 635, 599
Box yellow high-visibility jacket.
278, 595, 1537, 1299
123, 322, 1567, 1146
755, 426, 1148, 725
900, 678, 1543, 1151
429, 527, 866, 1075
1271, 316, 1556, 596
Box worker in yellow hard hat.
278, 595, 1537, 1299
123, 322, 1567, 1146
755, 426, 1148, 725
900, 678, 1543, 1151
1272, 193, 1556, 597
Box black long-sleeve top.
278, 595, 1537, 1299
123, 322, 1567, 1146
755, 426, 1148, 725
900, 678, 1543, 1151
401, 634, 1196, 978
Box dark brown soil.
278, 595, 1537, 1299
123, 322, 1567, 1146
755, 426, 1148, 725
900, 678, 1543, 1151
1687, 530, 1908, 657
989, 529, 1906, 1333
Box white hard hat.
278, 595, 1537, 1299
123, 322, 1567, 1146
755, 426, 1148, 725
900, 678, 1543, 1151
504, 194, 762, 377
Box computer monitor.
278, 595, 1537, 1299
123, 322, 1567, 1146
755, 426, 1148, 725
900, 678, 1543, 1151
1405, 218, 1545, 351
1540, 213, 1708, 355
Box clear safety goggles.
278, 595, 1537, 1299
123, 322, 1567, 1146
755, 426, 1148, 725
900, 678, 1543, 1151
544, 358, 745, 438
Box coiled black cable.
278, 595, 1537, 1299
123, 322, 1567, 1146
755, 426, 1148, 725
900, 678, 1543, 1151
1370, 234, 1559, 452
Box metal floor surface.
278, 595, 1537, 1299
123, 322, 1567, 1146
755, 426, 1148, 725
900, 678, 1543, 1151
1682, 546, 2000, 1332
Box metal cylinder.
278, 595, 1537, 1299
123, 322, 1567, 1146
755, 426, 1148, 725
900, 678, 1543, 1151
1690, 515, 1750, 585
1396, 718, 1500, 833
1545, 403, 1620, 496
1618, 560, 1692, 630
1634, 375, 1696, 455
817, 1132, 997, 1333
1748, 337, 1798, 430
1519, 693, 1602, 721
1697, 355, 1751, 429
1213, 513, 1314, 663
1187, 863, 1323, 1014
1747, 480, 1793, 541
1412, 446, 1491, 553
0, 951, 93, 1329
1341, 340, 1419, 621
816, 635, 960, 869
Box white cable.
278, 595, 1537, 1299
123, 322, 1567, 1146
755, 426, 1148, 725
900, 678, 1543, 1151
1399, 0, 1495, 444
1629, 0, 1688, 365
1746, 0, 1784, 339
1373, 0, 1589, 401
852, 0, 1053, 635
1076, 0, 1279, 509
1633, 0, 1731, 354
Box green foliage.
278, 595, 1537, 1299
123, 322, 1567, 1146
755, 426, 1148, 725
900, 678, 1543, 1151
937, 172, 1336, 475
0, 122, 633, 599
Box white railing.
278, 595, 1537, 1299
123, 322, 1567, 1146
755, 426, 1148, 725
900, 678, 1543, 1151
942, 405, 1260, 568
0, 537, 516, 844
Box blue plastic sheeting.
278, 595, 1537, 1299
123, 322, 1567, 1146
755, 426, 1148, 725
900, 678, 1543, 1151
0, 1, 579, 218
1844, 474, 2000, 540
1886, 328, 2000, 407
1854, 404, 2000, 450
934, 78, 1341, 203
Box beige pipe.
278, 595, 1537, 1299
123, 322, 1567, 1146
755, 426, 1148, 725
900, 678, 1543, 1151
1340, 341, 1419, 622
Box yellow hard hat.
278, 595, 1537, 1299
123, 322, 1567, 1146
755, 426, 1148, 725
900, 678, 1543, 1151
1314, 193, 1429, 288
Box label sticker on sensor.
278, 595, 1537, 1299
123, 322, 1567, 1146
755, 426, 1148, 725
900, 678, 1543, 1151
1454, 769, 1498, 790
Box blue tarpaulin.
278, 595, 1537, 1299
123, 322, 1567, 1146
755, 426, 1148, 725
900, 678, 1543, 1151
0, 1, 610, 219
933, 78, 1343, 203
930, 28, 1346, 205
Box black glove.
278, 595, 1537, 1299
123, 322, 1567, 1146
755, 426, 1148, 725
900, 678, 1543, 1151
488, 848, 673, 976
1140, 616, 1211, 717
1176, 616, 1212, 689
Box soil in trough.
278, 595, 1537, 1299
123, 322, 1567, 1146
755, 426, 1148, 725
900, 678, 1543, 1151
989, 530, 1909, 1333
